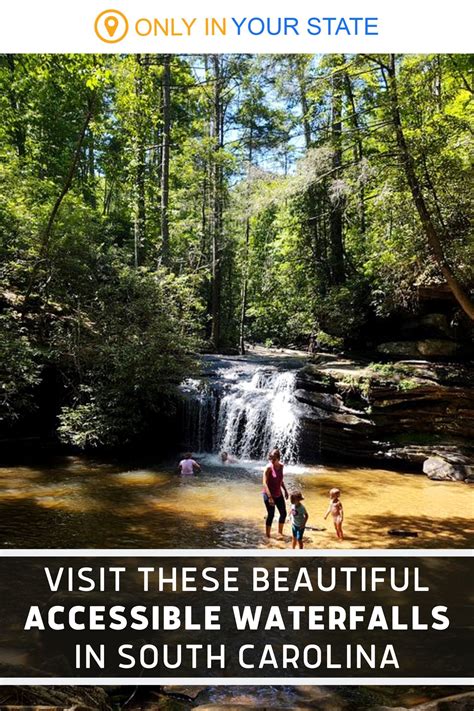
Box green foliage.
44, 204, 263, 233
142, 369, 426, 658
398, 378, 419, 392
1, 52, 472, 446
368, 363, 421, 392
313, 331, 344, 352
314, 281, 370, 341
339, 362, 422, 401
339, 373, 372, 400
0, 313, 42, 424
237, 203, 314, 345
58, 266, 198, 447
369, 363, 416, 378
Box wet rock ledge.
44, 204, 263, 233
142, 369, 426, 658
295, 355, 474, 481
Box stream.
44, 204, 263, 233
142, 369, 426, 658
0, 351, 472, 548
0, 453, 472, 548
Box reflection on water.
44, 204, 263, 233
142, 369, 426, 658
0, 454, 472, 548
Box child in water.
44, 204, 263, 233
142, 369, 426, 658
290, 491, 308, 549
178, 453, 201, 476
324, 487, 344, 540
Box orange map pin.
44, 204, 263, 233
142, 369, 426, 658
105, 15, 119, 37
95, 9, 129, 43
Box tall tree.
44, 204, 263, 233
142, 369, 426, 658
373, 54, 474, 320
344, 71, 366, 237
160, 54, 171, 266
133, 55, 146, 268
209, 55, 225, 349
329, 57, 346, 285
3, 55, 26, 157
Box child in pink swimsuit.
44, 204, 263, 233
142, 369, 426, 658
324, 487, 344, 540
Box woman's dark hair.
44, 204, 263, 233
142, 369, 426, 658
269, 448, 281, 461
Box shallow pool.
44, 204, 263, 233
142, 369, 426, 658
0, 454, 472, 548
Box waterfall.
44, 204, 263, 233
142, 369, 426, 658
181, 360, 301, 463
181, 378, 219, 453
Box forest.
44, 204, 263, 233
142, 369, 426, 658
0, 53, 473, 450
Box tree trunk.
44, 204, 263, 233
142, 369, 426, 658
199, 170, 208, 268
384, 54, 474, 321
134, 55, 146, 269
329, 61, 346, 285
239, 262, 248, 355
5, 55, 26, 157
344, 72, 366, 236
210, 55, 224, 350
239, 148, 253, 355
296, 59, 329, 297
160, 54, 171, 267
24, 99, 95, 303
296, 58, 312, 151
85, 127, 97, 208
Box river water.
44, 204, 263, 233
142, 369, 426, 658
0, 454, 472, 548
1, 350, 472, 548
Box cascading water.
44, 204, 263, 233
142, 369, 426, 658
181, 357, 301, 463
217, 369, 299, 462
181, 378, 220, 454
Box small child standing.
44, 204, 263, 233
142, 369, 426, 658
290, 492, 308, 549
324, 487, 344, 540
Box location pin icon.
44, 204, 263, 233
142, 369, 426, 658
105, 15, 119, 37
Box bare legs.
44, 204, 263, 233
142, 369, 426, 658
292, 535, 304, 549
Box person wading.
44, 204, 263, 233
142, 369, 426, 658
262, 448, 289, 538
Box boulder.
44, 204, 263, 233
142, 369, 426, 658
163, 686, 205, 701
194, 707, 321, 711
400, 313, 452, 339
294, 389, 345, 412
143, 697, 191, 711
420, 313, 452, 335
417, 339, 460, 358
0, 687, 111, 711
423, 456, 469, 481
0, 707, 96, 711
370, 690, 474, 711
295, 356, 474, 474
377, 340, 460, 358
377, 342, 420, 357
